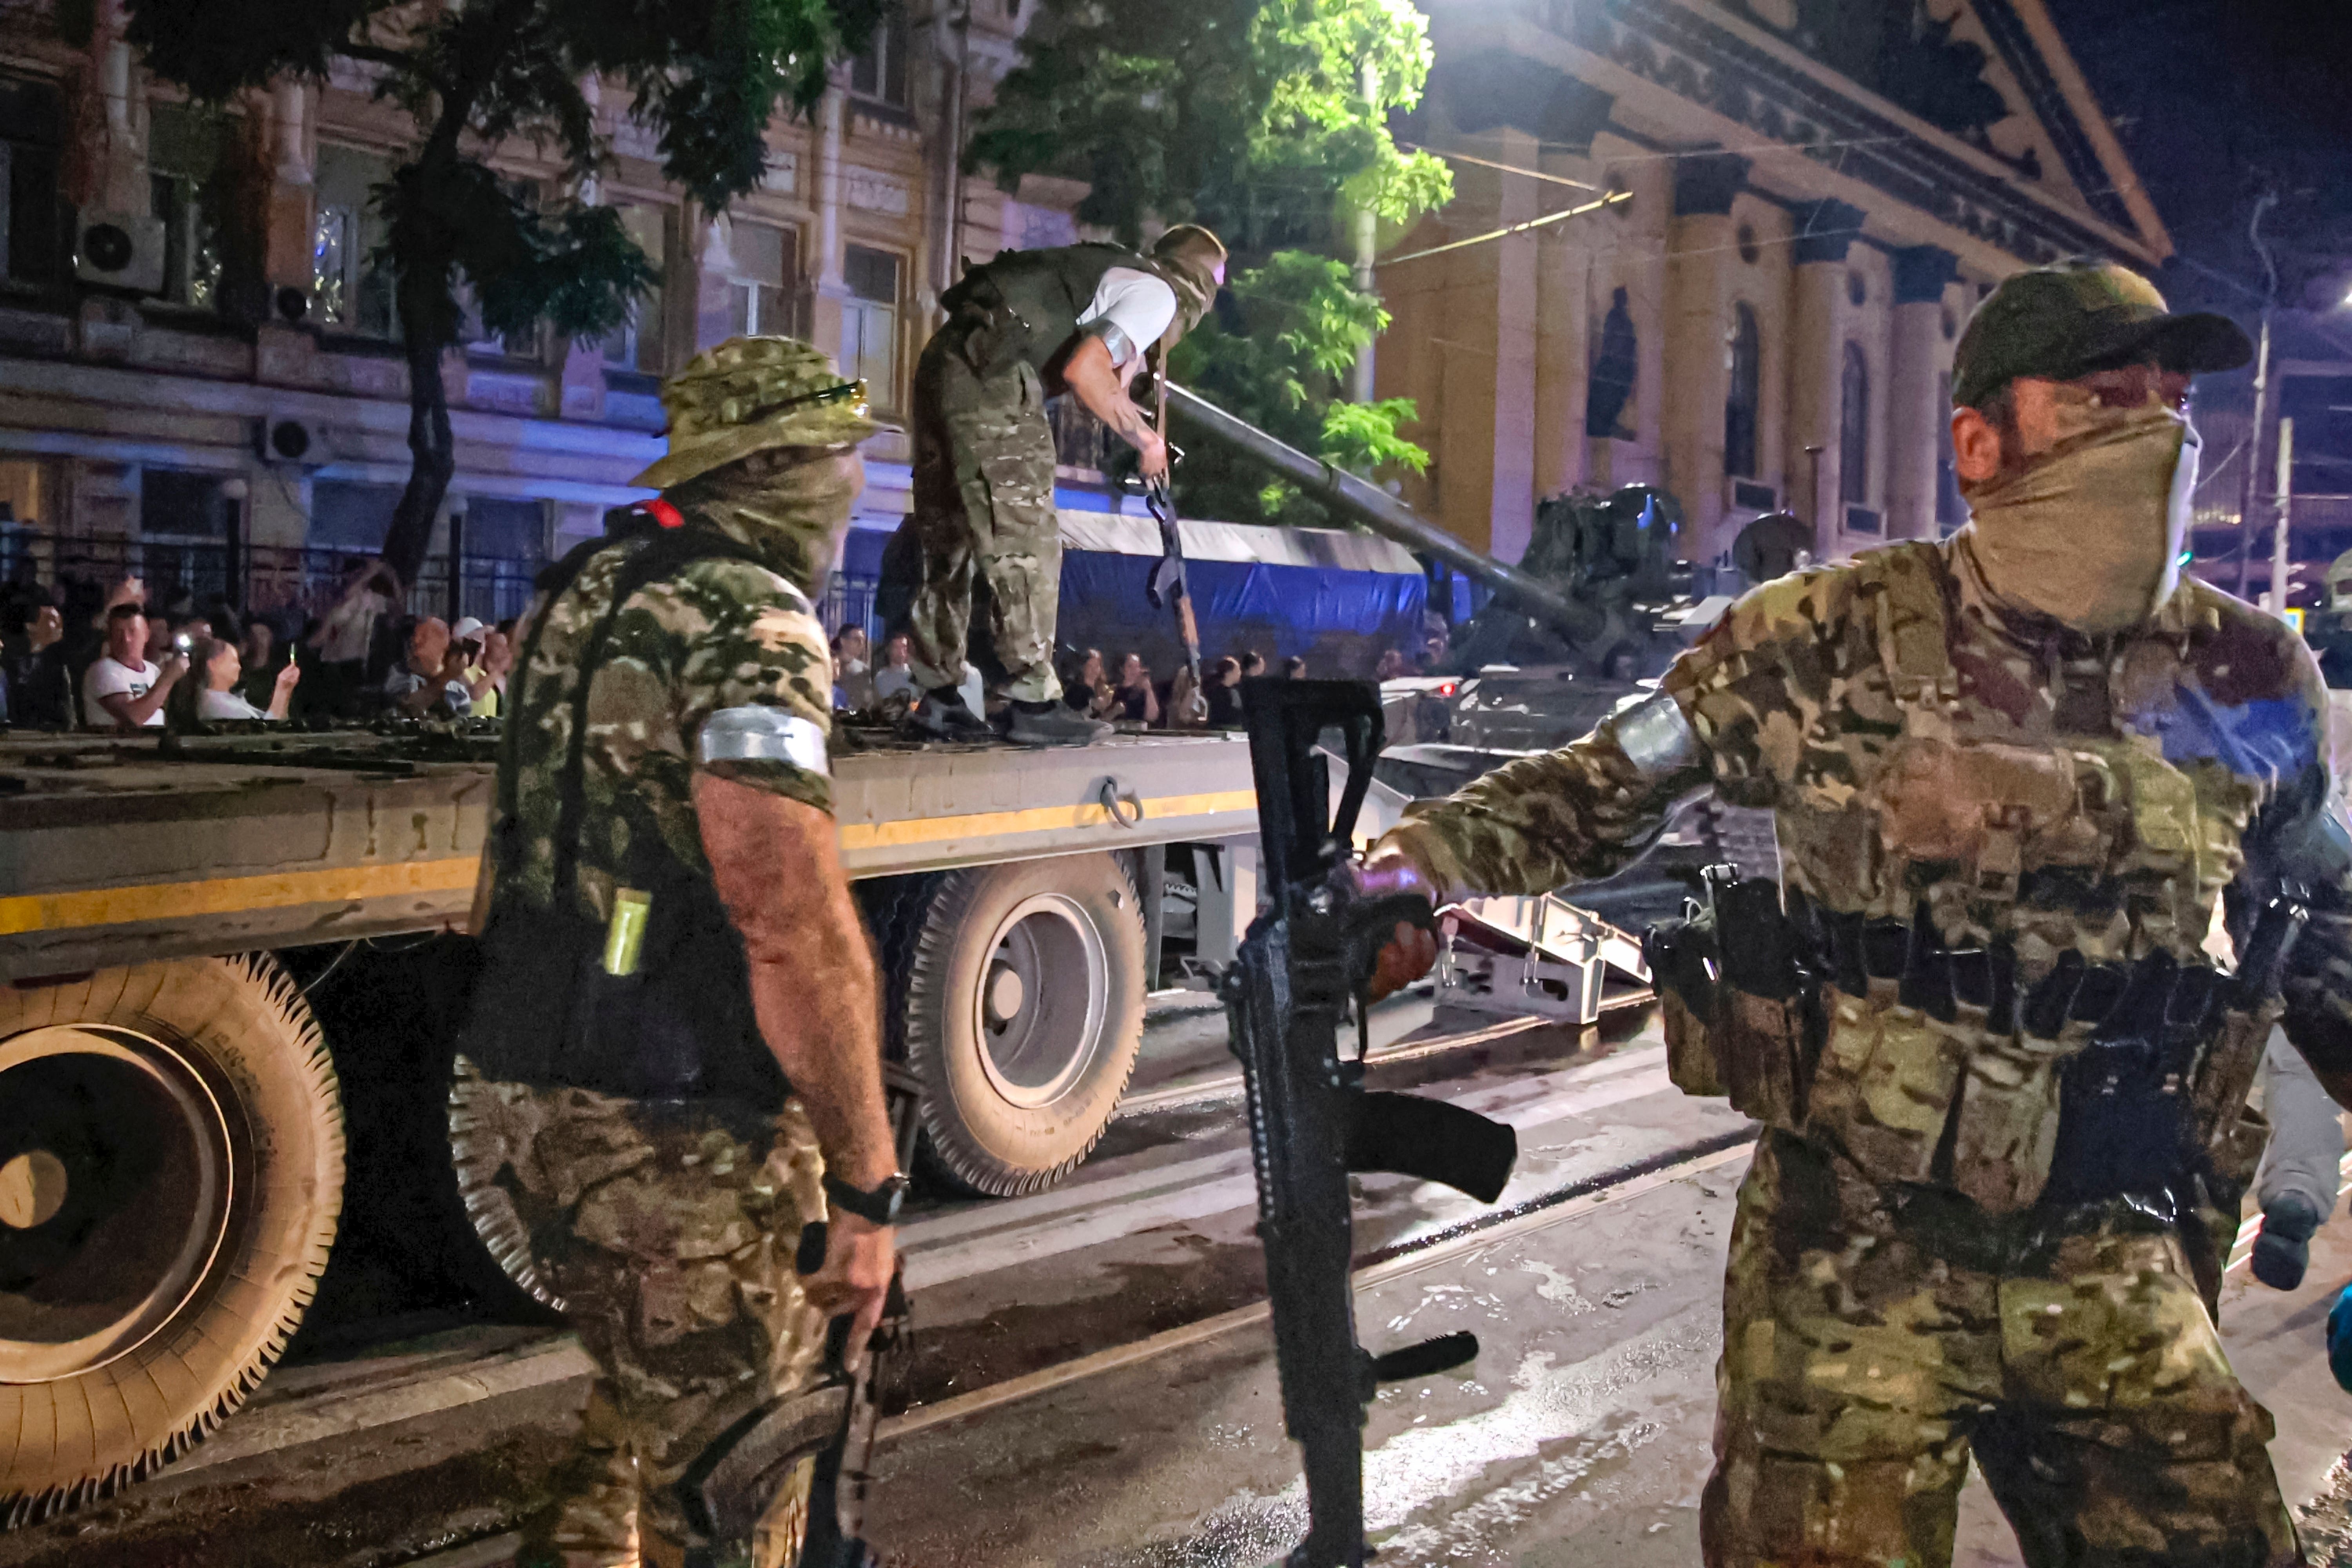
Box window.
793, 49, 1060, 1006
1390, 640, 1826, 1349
0, 77, 64, 286
140, 469, 230, 539
1724, 303, 1760, 480
456, 496, 547, 563
1840, 343, 1870, 509
313, 144, 397, 337
849, 6, 912, 109
724, 218, 798, 339
1586, 286, 1637, 439
309, 480, 402, 552
149, 102, 227, 310
844, 245, 900, 407
601, 205, 670, 375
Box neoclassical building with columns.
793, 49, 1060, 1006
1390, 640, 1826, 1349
0, 1, 1069, 619
1379, 0, 2172, 570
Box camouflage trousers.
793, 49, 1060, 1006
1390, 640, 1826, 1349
906, 327, 1063, 704
454, 1080, 832, 1568
1703, 1131, 2299, 1568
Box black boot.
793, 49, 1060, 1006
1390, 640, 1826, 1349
2252, 1192, 2323, 1291
910, 684, 994, 741
1005, 699, 1112, 746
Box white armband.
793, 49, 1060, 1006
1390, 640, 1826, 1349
698, 706, 830, 775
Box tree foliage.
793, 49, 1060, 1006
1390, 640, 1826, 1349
968, 0, 1448, 255
1166, 251, 1424, 528
107, 0, 879, 585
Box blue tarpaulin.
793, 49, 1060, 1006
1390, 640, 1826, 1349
839, 513, 1428, 679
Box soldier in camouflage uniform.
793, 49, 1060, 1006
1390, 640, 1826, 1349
1365, 261, 2352, 1567
904, 225, 1225, 745
456, 338, 906, 1568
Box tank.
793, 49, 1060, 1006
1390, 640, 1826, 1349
1165, 382, 1785, 928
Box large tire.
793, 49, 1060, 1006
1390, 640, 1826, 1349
0, 957, 343, 1526
897, 854, 1145, 1196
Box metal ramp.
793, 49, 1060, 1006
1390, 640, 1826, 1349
1437, 891, 1653, 1026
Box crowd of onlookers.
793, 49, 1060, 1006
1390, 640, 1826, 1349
0, 558, 517, 733
826, 625, 1312, 731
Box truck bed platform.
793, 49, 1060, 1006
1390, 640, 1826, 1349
0, 726, 1260, 980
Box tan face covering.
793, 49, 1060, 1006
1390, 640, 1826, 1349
685, 448, 865, 599
1961, 401, 2200, 634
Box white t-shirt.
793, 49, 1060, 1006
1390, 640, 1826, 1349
1078, 268, 1180, 367
83, 656, 163, 728
198, 688, 267, 721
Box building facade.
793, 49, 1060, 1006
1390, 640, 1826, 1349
1379, 0, 2173, 570
0, 0, 1068, 624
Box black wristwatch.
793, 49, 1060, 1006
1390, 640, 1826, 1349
824, 1171, 911, 1226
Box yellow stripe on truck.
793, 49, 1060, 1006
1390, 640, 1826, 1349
835, 789, 1258, 852
0, 857, 482, 936
0, 789, 1262, 936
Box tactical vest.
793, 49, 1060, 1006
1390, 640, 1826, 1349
459, 516, 790, 1104
941, 242, 1190, 379
1654, 541, 2286, 1214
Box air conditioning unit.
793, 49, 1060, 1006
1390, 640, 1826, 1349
1727, 479, 1777, 513
74, 212, 167, 294
1844, 505, 1884, 536
258, 416, 320, 465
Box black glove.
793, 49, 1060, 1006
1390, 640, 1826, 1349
2253, 1192, 2325, 1292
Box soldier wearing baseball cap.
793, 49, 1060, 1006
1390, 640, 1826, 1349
1353, 255, 2352, 1568
1952, 256, 2252, 413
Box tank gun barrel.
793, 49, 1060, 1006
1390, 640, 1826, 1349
1162, 382, 1604, 644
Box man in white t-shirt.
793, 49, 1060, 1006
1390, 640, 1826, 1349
82, 601, 188, 730
906, 224, 1226, 746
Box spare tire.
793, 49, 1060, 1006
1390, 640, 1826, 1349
0, 957, 343, 1526
897, 853, 1145, 1196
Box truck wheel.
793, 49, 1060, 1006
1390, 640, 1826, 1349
899, 854, 1145, 1197
0, 958, 342, 1526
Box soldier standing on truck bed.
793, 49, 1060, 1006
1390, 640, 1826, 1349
455, 336, 907, 1568
904, 224, 1227, 746
1360, 260, 2352, 1567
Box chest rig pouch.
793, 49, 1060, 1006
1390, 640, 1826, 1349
1646, 864, 1820, 1132
459, 518, 789, 1102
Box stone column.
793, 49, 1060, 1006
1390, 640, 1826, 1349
1431, 130, 1540, 562
1530, 111, 1608, 503
1886, 246, 1956, 539
1662, 151, 1747, 565
807, 82, 850, 359
263, 82, 315, 303
1784, 200, 1864, 552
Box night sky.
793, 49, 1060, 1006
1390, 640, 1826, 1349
2043, 0, 2352, 319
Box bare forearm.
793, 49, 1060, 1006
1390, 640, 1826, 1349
746, 928, 895, 1187
1065, 339, 1154, 450
697, 771, 897, 1186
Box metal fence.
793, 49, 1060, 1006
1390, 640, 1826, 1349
0, 533, 540, 628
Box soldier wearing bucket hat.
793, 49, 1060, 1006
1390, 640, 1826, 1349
900, 222, 1227, 746
1354, 258, 2352, 1566
456, 336, 906, 1568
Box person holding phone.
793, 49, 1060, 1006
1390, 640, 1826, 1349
81, 602, 185, 730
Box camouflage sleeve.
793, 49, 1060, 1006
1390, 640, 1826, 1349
1380, 563, 1861, 899
2232, 642, 2352, 1077
627, 559, 835, 817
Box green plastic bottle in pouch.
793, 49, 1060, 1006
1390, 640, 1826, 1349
603, 888, 653, 977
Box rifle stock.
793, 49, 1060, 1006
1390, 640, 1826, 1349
1223, 678, 1520, 1567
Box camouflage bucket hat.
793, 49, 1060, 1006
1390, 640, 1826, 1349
633, 335, 885, 491
1952, 258, 2252, 410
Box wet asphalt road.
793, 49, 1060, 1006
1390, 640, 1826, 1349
13, 991, 2352, 1567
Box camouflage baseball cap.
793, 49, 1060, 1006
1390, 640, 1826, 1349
633, 335, 884, 491
1951, 258, 2252, 410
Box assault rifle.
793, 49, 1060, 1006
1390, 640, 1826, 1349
679, 1071, 922, 1566
1223, 678, 1520, 1568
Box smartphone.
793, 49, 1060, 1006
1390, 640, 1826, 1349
173, 632, 194, 655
